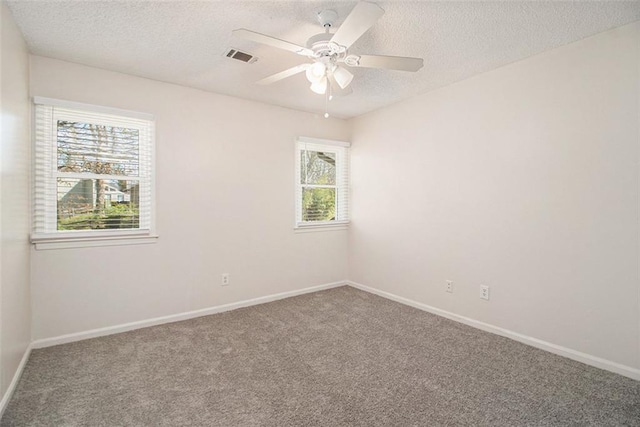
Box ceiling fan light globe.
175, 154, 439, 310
310, 77, 328, 94
305, 62, 327, 83
333, 66, 354, 89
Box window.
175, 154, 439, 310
295, 137, 350, 229
32, 97, 156, 249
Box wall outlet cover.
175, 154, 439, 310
446, 280, 453, 293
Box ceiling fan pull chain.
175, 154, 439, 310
324, 85, 330, 119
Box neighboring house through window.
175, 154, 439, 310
32, 97, 156, 248
295, 137, 350, 230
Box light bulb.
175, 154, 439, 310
324, 113, 329, 119
305, 62, 326, 83
310, 77, 327, 95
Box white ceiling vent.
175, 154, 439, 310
224, 48, 258, 64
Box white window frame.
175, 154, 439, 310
295, 136, 350, 232
31, 97, 158, 250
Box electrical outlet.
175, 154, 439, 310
221, 273, 230, 286
480, 285, 490, 300
446, 280, 453, 293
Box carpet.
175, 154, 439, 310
2, 286, 639, 426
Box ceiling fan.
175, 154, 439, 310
232, 2, 424, 97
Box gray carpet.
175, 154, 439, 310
2, 286, 639, 426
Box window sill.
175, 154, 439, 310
294, 222, 349, 233
32, 234, 159, 250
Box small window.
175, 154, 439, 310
32, 97, 155, 247
295, 137, 350, 229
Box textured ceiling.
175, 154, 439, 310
6, 1, 640, 119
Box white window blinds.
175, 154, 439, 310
295, 137, 350, 227
33, 98, 154, 239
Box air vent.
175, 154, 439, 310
224, 48, 258, 64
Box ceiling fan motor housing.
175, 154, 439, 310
306, 32, 346, 64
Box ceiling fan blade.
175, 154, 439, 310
256, 64, 310, 85
233, 29, 313, 56
327, 73, 353, 96
350, 54, 424, 72
330, 2, 384, 49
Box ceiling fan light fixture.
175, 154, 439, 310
305, 62, 326, 83
236, 2, 423, 101
332, 66, 354, 89
310, 77, 328, 94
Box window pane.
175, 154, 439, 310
301, 150, 336, 185
57, 121, 139, 176
57, 178, 139, 230
302, 187, 336, 221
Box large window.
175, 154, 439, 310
32, 97, 155, 248
295, 137, 350, 229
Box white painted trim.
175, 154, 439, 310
294, 223, 349, 233
33, 96, 154, 121
33, 235, 159, 250
32, 281, 346, 349
32, 229, 150, 241
347, 281, 640, 381
637, 39, 640, 375
297, 136, 351, 148
0, 344, 32, 418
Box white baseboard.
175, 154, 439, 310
0, 343, 32, 418
347, 281, 640, 381
32, 281, 346, 349
24, 279, 640, 382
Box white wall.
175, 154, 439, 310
19, 18, 640, 375
349, 23, 640, 370
30, 56, 350, 340
0, 1, 31, 399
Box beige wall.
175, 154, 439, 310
29, 56, 350, 340
349, 23, 640, 370
0, 1, 31, 398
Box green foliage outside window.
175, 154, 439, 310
301, 150, 337, 222
302, 187, 336, 221
58, 204, 139, 230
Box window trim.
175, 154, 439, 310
31, 97, 157, 249
295, 136, 350, 231
33, 97, 154, 121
